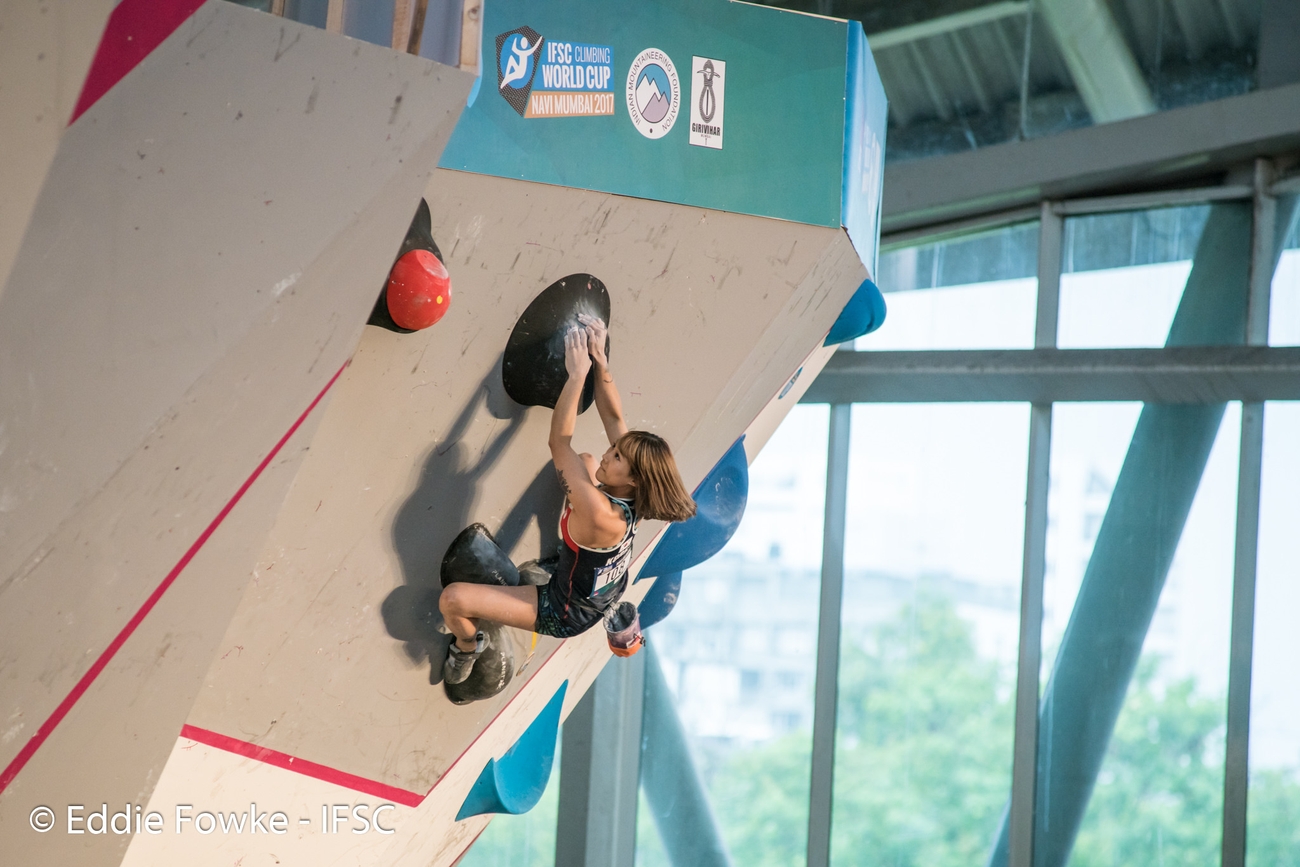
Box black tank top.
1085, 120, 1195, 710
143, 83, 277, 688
548, 492, 637, 619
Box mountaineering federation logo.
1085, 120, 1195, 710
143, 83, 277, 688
495, 26, 544, 116
626, 48, 680, 139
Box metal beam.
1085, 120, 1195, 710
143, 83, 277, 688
1035, 202, 1061, 348
1038, 0, 1155, 123
1052, 185, 1253, 216
1221, 402, 1264, 867
880, 183, 1257, 252
1006, 206, 1059, 867
1007, 403, 1050, 867
882, 205, 1039, 252
882, 82, 1300, 234
557, 655, 647, 867
1220, 161, 1281, 867
800, 346, 1300, 404
807, 403, 851, 867
867, 1, 1029, 51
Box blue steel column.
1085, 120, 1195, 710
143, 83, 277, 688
640, 641, 733, 867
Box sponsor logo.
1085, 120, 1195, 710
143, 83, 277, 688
689, 56, 725, 149
495, 27, 615, 118
626, 48, 680, 139
495, 26, 544, 116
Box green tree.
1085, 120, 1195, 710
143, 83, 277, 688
653, 593, 1300, 867
825, 593, 1014, 867
1069, 658, 1225, 867
1248, 768, 1300, 867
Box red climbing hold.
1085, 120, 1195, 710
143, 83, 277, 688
386, 249, 451, 330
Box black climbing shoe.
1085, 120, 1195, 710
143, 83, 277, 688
443, 632, 488, 685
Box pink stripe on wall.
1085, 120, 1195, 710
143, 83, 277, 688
71, 0, 208, 124
180, 725, 426, 808
0, 360, 349, 795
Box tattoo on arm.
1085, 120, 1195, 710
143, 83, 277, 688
556, 469, 572, 495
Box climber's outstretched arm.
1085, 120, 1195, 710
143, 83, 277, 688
549, 328, 612, 524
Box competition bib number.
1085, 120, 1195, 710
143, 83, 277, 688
590, 533, 634, 598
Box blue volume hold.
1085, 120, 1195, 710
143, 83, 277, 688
636, 437, 748, 581
638, 572, 683, 629
455, 681, 568, 820
824, 278, 886, 345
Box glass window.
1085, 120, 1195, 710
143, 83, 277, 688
1039, 402, 1240, 866
831, 403, 1029, 864
637, 405, 830, 866
863, 223, 1038, 350
283, 0, 328, 28
344, 0, 396, 48
1057, 206, 1211, 348
1247, 401, 1300, 865
459, 734, 561, 867
1270, 214, 1300, 346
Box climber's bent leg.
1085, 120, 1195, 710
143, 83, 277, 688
439, 583, 539, 650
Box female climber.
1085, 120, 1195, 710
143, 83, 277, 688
439, 314, 697, 684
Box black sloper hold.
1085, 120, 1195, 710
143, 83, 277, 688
502, 274, 610, 412
444, 622, 514, 705
441, 524, 521, 588
369, 198, 444, 333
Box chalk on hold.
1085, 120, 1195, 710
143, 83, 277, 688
502, 274, 610, 411
823, 278, 886, 346
636, 436, 748, 581
368, 199, 450, 333
455, 682, 568, 818
441, 524, 521, 587
444, 621, 514, 705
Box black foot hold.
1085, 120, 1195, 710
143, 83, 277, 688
441, 524, 521, 587
444, 622, 514, 705
502, 274, 610, 411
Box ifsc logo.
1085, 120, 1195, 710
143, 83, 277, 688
626, 48, 680, 139
495, 26, 544, 116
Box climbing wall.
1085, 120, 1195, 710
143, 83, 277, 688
0, 4, 473, 865
120, 167, 866, 867
2, 0, 887, 864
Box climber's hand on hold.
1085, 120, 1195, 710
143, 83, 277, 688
564, 327, 592, 381
578, 314, 609, 369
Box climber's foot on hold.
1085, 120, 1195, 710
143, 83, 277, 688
443, 631, 488, 685
444, 622, 515, 705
